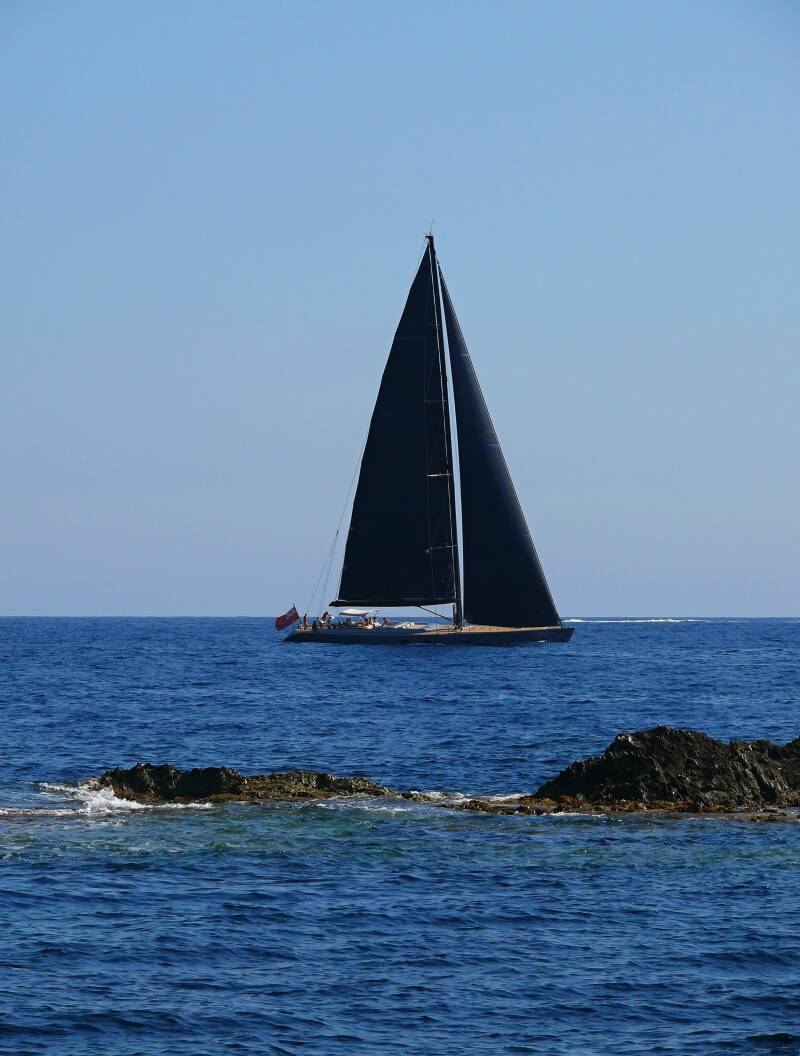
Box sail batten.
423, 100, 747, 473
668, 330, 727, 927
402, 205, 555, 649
439, 267, 560, 628
333, 240, 458, 609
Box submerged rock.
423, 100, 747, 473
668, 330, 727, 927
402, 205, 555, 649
534, 726, 800, 811
97, 763, 394, 803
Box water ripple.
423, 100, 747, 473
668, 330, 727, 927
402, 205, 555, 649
1, 618, 799, 1055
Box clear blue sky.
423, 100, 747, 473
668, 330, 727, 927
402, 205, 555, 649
2, 1, 798, 616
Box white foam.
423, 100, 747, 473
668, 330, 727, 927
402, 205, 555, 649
0, 806, 83, 819
410, 790, 533, 804
37, 781, 213, 814
304, 796, 416, 815
544, 810, 607, 819
408, 789, 472, 804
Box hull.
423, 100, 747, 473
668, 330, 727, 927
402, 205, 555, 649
284, 624, 574, 646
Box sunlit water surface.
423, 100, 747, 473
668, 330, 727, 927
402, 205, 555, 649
1, 618, 799, 1055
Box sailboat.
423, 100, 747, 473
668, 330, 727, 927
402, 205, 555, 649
286, 235, 573, 645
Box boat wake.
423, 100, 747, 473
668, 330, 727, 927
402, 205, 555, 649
563, 618, 704, 624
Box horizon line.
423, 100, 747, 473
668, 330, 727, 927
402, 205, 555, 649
0, 614, 796, 621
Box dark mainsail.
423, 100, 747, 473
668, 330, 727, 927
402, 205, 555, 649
333, 238, 460, 609
439, 268, 560, 628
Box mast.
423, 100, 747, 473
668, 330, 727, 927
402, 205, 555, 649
427, 234, 463, 628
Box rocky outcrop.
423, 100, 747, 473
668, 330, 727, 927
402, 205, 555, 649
533, 726, 800, 811
93, 728, 800, 816
96, 763, 394, 803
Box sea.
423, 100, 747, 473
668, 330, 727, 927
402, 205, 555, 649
1, 617, 799, 1056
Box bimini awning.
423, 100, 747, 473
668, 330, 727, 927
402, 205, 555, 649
334, 607, 378, 616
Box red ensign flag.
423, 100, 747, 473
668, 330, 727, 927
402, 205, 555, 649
274, 605, 299, 631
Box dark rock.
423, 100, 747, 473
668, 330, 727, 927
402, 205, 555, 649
97, 763, 394, 803
453, 798, 517, 816
97, 763, 245, 801
401, 791, 436, 803
534, 727, 800, 811
241, 770, 394, 800
92, 728, 800, 815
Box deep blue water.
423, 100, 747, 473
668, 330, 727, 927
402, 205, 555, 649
1, 617, 799, 1055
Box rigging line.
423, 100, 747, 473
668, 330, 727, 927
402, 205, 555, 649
306, 531, 337, 618
418, 604, 454, 623
318, 540, 339, 615
305, 431, 368, 615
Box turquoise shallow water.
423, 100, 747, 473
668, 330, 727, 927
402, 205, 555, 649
1, 617, 799, 1055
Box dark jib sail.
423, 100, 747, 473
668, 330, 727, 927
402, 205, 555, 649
333, 239, 459, 608
439, 268, 560, 628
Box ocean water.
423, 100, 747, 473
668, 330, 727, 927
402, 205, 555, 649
1, 617, 799, 1056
